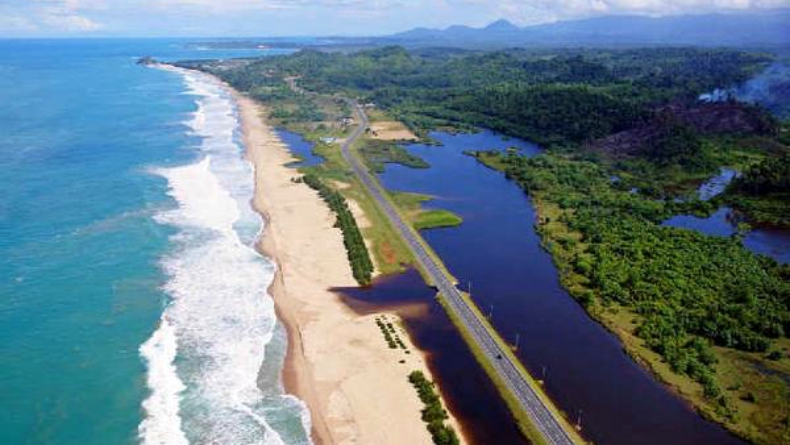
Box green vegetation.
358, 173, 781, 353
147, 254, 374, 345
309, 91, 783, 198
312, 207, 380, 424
390, 191, 463, 231
408, 370, 460, 445
297, 132, 416, 275
301, 173, 374, 285
193, 46, 770, 147
375, 315, 409, 351
472, 150, 790, 444
605, 135, 782, 200
359, 139, 429, 173
728, 153, 790, 227
644, 112, 706, 168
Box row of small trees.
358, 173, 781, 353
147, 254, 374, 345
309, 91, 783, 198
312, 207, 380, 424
408, 371, 460, 445
302, 173, 374, 285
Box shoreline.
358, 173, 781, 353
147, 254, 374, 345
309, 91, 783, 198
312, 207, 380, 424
233, 88, 466, 444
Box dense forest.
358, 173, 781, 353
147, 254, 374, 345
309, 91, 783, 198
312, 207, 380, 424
488, 152, 789, 355
190, 46, 771, 147
734, 152, 790, 195
728, 152, 790, 227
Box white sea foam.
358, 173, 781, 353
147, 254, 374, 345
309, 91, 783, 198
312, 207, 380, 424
139, 67, 312, 445
139, 318, 189, 445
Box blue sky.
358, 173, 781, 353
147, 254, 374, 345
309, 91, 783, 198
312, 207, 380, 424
1, 0, 787, 37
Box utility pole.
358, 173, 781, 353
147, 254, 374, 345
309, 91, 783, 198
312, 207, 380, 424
575, 409, 583, 431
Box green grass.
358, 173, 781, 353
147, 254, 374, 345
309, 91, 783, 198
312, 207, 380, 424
389, 191, 463, 231
359, 139, 429, 173
413, 210, 463, 231
294, 132, 416, 275
727, 193, 790, 228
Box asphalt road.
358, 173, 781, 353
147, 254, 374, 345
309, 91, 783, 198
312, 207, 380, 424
340, 101, 577, 445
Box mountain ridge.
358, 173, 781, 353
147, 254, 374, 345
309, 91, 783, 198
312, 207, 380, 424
387, 11, 790, 47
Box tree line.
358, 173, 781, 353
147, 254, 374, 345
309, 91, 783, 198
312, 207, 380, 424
408, 370, 460, 445
302, 173, 374, 285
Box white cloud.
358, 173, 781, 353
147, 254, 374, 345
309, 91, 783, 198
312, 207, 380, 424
0, 14, 39, 32
5, 0, 106, 32
40, 8, 103, 31
143, 0, 397, 11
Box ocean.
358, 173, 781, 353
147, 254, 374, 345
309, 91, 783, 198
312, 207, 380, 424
0, 39, 309, 445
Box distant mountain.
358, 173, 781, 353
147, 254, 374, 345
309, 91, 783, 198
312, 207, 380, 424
483, 19, 521, 33
387, 11, 790, 48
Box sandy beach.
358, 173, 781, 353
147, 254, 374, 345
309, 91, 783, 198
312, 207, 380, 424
235, 91, 465, 445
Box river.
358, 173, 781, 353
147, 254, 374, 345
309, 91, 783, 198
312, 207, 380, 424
369, 130, 745, 445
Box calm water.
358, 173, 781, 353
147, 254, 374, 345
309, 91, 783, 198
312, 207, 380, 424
664, 208, 790, 264
375, 130, 744, 445
335, 269, 528, 445
0, 40, 308, 445
663, 168, 790, 264
275, 129, 322, 167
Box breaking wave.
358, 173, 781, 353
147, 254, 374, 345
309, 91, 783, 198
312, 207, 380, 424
139, 67, 312, 445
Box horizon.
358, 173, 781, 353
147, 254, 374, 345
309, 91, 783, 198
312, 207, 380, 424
1, 1, 788, 38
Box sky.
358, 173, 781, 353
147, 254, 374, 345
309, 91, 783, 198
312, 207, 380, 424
1, 0, 788, 37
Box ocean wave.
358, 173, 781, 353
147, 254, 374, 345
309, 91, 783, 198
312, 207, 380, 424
139, 317, 189, 445
139, 67, 311, 445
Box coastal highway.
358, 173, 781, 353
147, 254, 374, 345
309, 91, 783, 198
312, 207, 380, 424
340, 101, 577, 445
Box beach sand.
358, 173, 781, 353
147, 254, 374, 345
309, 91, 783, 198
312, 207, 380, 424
235, 92, 465, 445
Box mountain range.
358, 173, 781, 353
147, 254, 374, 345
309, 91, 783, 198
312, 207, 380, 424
385, 12, 790, 48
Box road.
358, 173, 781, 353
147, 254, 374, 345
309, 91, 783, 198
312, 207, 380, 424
340, 101, 577, 445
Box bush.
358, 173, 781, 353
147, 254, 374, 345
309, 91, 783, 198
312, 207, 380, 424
408, 371, 459, 445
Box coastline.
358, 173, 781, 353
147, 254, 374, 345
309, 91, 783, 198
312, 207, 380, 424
234, 89, 465, 444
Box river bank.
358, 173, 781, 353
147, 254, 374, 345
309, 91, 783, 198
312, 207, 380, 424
235, 91, 464, 445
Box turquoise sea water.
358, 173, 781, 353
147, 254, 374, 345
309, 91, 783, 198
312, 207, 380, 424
0, 40, 308, 445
